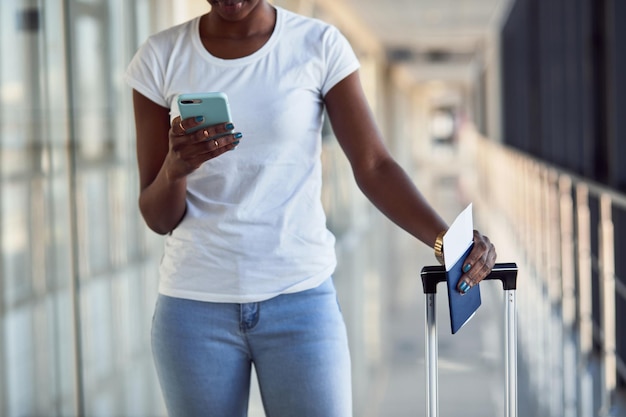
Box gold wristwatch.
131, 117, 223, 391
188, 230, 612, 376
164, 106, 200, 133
434, 230, 446, 265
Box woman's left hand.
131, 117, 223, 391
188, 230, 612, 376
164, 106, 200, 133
457, 230, 497, 294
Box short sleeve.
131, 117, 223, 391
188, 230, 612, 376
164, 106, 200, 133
124, 39, 168, 108
321, 26, 361, 97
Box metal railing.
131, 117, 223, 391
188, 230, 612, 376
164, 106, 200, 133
473, 135, 626, 417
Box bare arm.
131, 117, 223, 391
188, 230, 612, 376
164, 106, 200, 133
324, 71, 496, 290
132, 90, 240, 234
324, 72, 448, 248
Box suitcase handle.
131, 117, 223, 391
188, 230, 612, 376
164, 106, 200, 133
421, 262, 518, 293
420, 262, 519, 417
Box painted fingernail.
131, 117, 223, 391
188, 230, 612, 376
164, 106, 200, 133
463, 263, 472, 273
195, 116, 204, 122
234, 132, 243, 139
225, 122, 234, 130
459, 281, 471, 294
233, 140, 240, 146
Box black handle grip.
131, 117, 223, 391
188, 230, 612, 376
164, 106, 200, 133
420, 262, 518, 294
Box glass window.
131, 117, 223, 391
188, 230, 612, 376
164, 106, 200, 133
76, 170, 111, 277
46, 290, 79, 416
47, 175, 73, 290
1, 1, 175, 415
2, 183, 32, 307
0, 1, 40, 177
74, 14, 112, 160
4, 308, 35, 415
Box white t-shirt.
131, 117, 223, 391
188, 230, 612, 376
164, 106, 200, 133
125, 6, 360, 303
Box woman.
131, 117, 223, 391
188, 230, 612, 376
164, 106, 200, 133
125, 0, 497, 416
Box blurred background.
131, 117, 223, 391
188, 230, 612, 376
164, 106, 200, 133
1, 0, 626, 416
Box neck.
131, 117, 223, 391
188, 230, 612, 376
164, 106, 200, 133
204, 2, 275, 39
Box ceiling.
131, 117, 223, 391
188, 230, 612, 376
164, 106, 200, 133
338, 0, 514, 82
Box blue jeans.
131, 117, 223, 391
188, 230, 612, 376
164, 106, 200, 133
151, 278, 352, 417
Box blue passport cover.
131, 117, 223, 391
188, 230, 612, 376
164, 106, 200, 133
446, 243, 481, 334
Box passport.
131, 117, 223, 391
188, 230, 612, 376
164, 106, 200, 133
446, 243, 481, 334
443, 203, 481, 334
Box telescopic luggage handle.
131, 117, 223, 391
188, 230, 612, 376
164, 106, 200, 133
420, 262, 518, 293
420, 262, 518, 417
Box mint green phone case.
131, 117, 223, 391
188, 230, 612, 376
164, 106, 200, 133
178, 92, 232, 133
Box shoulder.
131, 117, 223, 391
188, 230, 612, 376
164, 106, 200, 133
277, 7, 342, 39
276, 7, 354, 60
142, 18, 198, 53
126, 18, 199, 106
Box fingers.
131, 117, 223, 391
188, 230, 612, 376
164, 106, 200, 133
171, 116, 202, 136
172, 130, 243, 170
197, 131, 243, 155
171, 117, 234, 138
457, 230, 497, 294
170, 118, 239, 150
167, 117, 242, 178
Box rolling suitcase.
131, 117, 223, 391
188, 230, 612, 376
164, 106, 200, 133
420, 262, 519, 417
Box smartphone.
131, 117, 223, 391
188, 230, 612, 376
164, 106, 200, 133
177, 92, 232, 133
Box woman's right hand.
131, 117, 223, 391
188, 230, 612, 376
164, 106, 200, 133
165, 115, 242, 182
